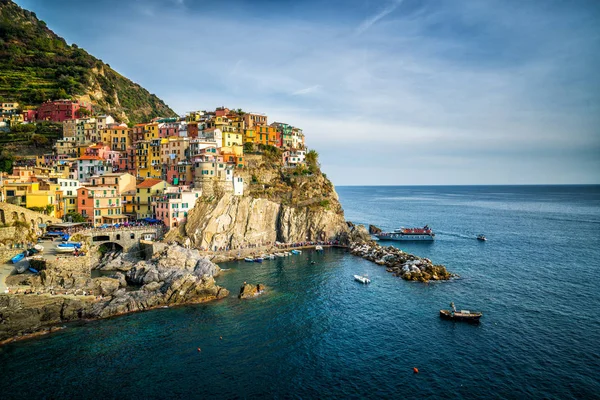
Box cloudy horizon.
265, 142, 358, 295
14, 0, 600, 185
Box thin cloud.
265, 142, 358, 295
355, 0, 403, 35
291, 85, 321, 96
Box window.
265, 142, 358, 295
130, 233, 135, 239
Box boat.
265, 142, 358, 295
28, 267, 39, 274
283, 251, 291, 257
15, 259, 30, 274
254, 257, 264, 263
440, 302, 482, 323
57, 242, 82, 249
315, 245, 323, 251
56, 245, 77, 254
274, 253, 285, 258
477, 234, 487, 241
354, 274, 371, 284
244, 257, 254, 262
291, 250, 302, 255
375, 225, 435, 241
34, 244, 44, 252
10, 252, 26, 264
268, 254, 275, 260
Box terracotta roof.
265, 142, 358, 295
78, 156, 103, 160
136, 178, 165, 188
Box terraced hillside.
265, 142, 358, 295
0, 0, 176, 124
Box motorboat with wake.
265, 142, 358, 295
477, 234, 487, 241
354, 274, 371, 284
375, 225, 435, 241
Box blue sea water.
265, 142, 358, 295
1, 185, 599, 399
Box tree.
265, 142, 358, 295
0, 150, 14, 173
65, 211, 86, 222
243, 142, 254, 153
306, 149, 319, 173
30, 134, 49, 147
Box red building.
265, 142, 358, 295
22, 110, 37, 122
36, 100, 93, 122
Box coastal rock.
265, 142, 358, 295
349, 241, 455, 282
369, 225, 382, 235
0, 244, 229, 343
176, 192, 348, 251
93, 277, 120, 296
238, 283, 266, 299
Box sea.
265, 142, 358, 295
1, 185, 599, 399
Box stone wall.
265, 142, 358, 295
0, 202, 61, 227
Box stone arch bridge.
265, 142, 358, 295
76, 226, 164, 253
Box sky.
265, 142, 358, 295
14, 0, 600, 185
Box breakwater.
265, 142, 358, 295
349, 241, 454, 282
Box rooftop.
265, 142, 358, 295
137, 178, 165, 188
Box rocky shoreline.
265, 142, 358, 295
0, 244, 229, 344
349, 241, 455, 282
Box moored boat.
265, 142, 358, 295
56, 245, 77, 254
274, 253, 285, 258
15, 259, 30, 274
244, 257, 254, 262
254, 257, 264, 263
34, 244, 44, 252
354, 274, 371, 284
291, 250, 301, 255
10, 252, 26, 264
440, 302, 482, 323
315, 245, 323, 251
375, 225, 435, 241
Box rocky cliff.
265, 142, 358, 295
173, 155, 350, 250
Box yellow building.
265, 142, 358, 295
135, 141, 150, 178
134, 178, 170, 219
25, 182, 62, 218
222, 129, 243, 148
149, 139, 162, 178
243, 128, 257, 144
100, 126, 132, 151
2, 182, 39, 206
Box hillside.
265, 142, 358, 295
0, 0, 175, 124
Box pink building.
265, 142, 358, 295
36, 100, 93, 122
159, 123, 178, 138
153, 187, 201, 229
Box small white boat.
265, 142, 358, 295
244, 257, 254, 262
274, 253, 285, 258
284, 251, 291, 257
268, 254, 275, 260
315, 245, 323, 251
56, 246, 76, 254
34, 244, 44, 252
354, 274, 371, 284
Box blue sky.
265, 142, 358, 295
15, 0, 600, 185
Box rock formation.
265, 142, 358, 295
0, 244, 228, 343
349, 242, 455, 282
238, 283, 266, 299
178, 192, 348, 251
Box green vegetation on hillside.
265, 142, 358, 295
0, 0, 176, 123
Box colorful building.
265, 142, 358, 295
36, 100, 92, 123
77, 186, 126, 226
134, 178, 171, 219
153, 188, 201, 229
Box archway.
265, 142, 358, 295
92, 235, 111, 242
